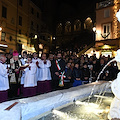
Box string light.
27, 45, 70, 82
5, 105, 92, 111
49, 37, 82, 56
113, 0, 119, 38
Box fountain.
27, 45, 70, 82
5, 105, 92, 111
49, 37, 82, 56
1, 51, 120, 120
108, 49, 120, 120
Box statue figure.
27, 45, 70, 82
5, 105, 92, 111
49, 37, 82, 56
108, 49, 120, 120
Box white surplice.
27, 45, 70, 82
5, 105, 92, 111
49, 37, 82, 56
20, 58, 27, 85
32, 58, 41, 81
38, 60, 51, 81
0, 63, 9, 91
24, 63, 37, 87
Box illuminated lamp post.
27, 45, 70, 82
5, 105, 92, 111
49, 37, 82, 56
0, 27, 2, 41
92, 27, 96, 41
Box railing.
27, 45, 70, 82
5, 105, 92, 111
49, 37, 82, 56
77, 42, 95, 57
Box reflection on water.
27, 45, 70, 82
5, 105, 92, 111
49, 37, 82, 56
38, 93, 113, 120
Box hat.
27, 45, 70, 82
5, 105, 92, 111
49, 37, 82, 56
13, 51, 19, 56
115, 49, 120, 62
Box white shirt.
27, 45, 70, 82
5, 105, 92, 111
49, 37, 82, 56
20, 58, 27, 84
32, 57, 41, 64
0, 63, 9, 91
32, 57, 41, 81
38, 60, 51, 81
20, 58, 27, 65
24, 62, 37, 87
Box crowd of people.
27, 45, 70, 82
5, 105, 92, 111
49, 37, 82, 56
0, 50, 119, 103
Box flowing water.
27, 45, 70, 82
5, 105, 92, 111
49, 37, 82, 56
87, 58, 115, 103
38, 93, 114, 120
36, 59, 116, 120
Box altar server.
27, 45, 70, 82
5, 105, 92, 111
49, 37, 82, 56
32, 52, 41, 81
0, 53, 9, 103
20, 51, 27, 94
37, 53, 52, 94
23, 54, 37, 97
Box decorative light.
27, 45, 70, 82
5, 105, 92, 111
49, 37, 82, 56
113, 0, 119, 39
0, 27, 2, 31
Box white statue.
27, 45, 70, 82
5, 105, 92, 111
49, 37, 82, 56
108, 49, 120, 120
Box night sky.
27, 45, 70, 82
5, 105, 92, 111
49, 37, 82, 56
31, 0, 104, 33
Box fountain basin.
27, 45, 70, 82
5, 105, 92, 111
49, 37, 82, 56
0, 81, 111, 120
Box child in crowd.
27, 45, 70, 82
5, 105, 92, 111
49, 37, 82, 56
72, 63, 82, 87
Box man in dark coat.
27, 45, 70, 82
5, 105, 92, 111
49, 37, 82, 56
51, 53, 66, 90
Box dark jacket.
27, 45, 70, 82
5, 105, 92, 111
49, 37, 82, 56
72, 67, 82, 80
51, 59, 66, 80
81, 68, 90, 81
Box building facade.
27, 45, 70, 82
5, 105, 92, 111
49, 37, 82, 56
0, 0, 35, 53
0, 0, 52, 54
94, 0, 120, 57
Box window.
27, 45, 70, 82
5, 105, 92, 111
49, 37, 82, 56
9, 36, 12, 41
1, 32, 6, 41
104, 9, 110, 18
31, 21, 34, 29
37, 24, 39, 31
74, 20, 81, 31
19, 29, 21, 34
65, 21, 71, 33
2, 6, 7, 18
19, 16, 22, 26
102, 23, 111, 39
31, 21, 33, 26
19, 0, 23, 6
31, 7, 34, 14
37, 12, 39, 18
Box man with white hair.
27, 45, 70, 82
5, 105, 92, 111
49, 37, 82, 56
0, 53, 9, 103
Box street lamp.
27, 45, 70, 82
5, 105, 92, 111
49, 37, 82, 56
92, 27, 96, 41
92, 27, 96, 32
0, 27, 2, 31
0, 27, 2, 41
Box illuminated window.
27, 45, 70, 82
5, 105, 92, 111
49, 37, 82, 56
19, 16, 22, 26
1, 32, 6, 41
84, 17, 93, 30
2, 6, 7, 18
104, 9, 110, 18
